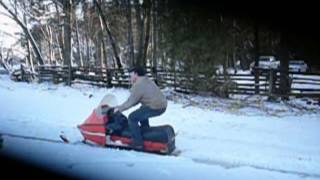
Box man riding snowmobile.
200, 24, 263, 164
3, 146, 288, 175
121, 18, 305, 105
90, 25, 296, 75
113, 66, 167, 150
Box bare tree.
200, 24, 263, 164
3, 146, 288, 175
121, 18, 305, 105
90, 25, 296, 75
94, 0, 122, 69
134, 0, 144, 66
151, 0, 158, 68
98, 15, 105, 68
279, 30, 290, 99
83, 0, 91, 66
254, 20, 260, 94
22, 1, 34, 73
0, 0, 44, 65
54, 2, 64, 63
142, 0, 151, 67
125, 0, 134, 66
75, 17, 83, 66
63, 0, 72, 85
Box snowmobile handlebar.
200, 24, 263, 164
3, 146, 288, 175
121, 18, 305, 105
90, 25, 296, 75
107, 107, 115, 117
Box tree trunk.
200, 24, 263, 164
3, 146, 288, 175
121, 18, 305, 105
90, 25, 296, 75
152, 0, 157, 68
94, 0, 122, 69
157, 0, 166, 68
142, 0, 151, 67
279, 31, 290, 99
75, 18, 83, 67
63, 0, 72, 86
83, 1, 90, 66
55, 2, 64, 64
254, 21, 260, 94
99, 39, 105, 68
0, 51, 9, 73
48, 25, 53, 64
134, 0, 144, 66
98, 15, 105, 68
22, 1, 34, 73
125, 0, 135, 67
0, 0, 44, 65
55, 34, 63, 63
232, 18, 237, 72
85, 35, 90, 67
27, 40, 34, 72
102, 38, 108, 68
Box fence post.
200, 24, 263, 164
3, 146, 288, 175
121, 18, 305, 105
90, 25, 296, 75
106, 69, 112, 88
113, 69, 118, 87
152, 66, 158, 86
268, 69, 276, 101
173, 67, 176, 91
254, 67, 260, 94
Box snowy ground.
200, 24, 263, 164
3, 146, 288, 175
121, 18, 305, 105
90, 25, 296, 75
1, 74, 320, 180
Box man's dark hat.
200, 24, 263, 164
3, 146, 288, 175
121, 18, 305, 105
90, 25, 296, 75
128, 66, 146, 76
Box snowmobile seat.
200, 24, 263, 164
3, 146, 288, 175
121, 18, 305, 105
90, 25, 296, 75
107, 111, 175, 144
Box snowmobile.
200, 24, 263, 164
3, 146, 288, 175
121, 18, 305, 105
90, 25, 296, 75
77, 95, 176, 155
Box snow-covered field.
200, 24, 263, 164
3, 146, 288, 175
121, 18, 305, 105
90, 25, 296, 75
1, 74, 320, 180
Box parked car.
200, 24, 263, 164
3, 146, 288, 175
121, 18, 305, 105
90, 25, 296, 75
257, 56, 280, 69
250, 56, 280, 74
289, 60, 308, 72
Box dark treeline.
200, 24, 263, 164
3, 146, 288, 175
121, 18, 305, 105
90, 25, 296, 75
1, 0, 319, 81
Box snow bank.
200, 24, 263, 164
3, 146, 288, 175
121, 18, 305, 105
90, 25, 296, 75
1, 74, 320, 180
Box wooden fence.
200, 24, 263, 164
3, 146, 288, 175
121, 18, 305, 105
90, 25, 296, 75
34, 65, 320, 98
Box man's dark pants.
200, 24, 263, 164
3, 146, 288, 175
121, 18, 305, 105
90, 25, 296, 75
128, 106, 166, 146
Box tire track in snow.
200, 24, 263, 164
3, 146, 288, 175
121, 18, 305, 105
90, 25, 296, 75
192, 158, 320, 179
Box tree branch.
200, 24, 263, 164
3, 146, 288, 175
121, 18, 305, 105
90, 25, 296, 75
0, 0, 44, 65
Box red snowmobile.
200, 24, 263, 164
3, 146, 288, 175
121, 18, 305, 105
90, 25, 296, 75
77, 105, 176, 155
